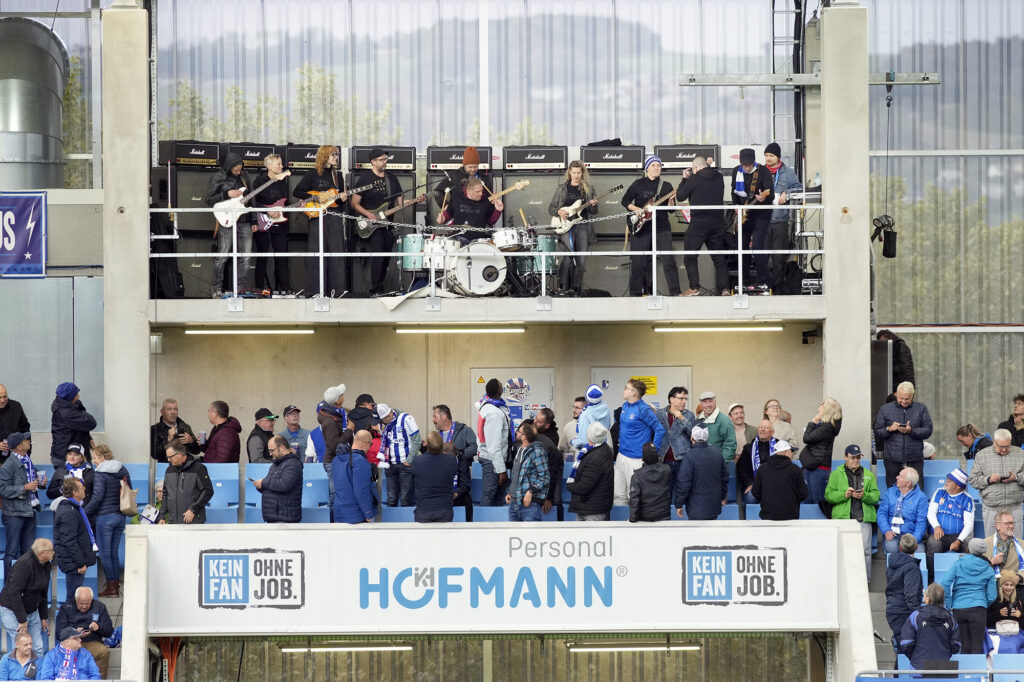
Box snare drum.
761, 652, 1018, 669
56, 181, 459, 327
423, 235, 459, 271
533, 235, 558, 275
399, 233, 424, 272
445, 240, 507, 296
492, 228, 524, 251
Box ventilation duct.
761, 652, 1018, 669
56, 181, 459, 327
0, 17, 70, 189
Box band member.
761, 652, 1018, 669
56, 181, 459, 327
351, 148, 419, 296
730, 147, 773, 287
204, 152, 252, 297
436, 177, 504, 243
292, 145, 348, 297
433, 146, 492, 213
548, 160, 598, 295
621, 156, 682, 297
252, 153, 293, 294
676, 156, 729, 296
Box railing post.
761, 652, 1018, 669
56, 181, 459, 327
231, 216, 239, 297
650, 207, 658, 296
736, 208, 744, 293
318, 208, 326, 298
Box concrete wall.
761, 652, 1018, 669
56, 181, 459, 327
144, 324, 828, 461
43, 190, 104, 273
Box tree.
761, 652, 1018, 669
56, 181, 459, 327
62, 57, 90, 188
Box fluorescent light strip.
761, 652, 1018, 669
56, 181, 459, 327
280, 645, 413, 653
184, 329, 314, 335
395, 328, 525, 335
653, 326, 784, 333
568, 645, 701, 653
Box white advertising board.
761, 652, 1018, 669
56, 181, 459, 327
590, 366, 693, 411
146, 524, 839, 635
469, 367, 555, 426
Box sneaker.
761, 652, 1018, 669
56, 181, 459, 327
210, 290, 223, 299
720, 289, 732, 296
681, 289, 701, 297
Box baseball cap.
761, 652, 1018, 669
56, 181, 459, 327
376, 403, 393, 420
355, 393, 375, 406
254, 408, 278, 420
323, 383, 346, 404
691, 424, 710, 442
774, 440, 792, 451
698, 391, 715, 401
727, 403, 744, 414
739, 148, 756, 165
844, 444, 863, 457
58, 627, 84, 641
282, 405, 301, 416
4, 432, 29, 450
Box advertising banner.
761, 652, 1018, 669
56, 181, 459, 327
0, 191, 47, 278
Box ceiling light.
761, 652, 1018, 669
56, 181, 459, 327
280, 645, 413, 653
395, 328, 525, 335
653, 326, 783, 333
184, 329, 315, 335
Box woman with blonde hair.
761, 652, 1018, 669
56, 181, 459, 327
291, 145, 349, 296
800, 398, 843, 509
988, 570, 1024, 628
548, 160, 599, 294
83, 444, 131, 597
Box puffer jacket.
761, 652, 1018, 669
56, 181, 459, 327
885, 551, 922, 627
899, 604, 961, 670
799, 419, 842, 469
84, 459, 130, 517
873, 400, 933, 463
566, 443, 614, 516
202, 417, 242, 464
260, 452, 303, 523
161, 455, 214, 524
53, 497, 97, 574
49, 396, 96, 463
628, 462, 673, 522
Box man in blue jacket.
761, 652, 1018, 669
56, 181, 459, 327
253, 436, 303, 523
674, 425, 728, 520
878, 467, 929, 554
873, 381, 934, 488
332, 430, 378, 524
899, 583, 961, 670
614, 379, 665, 506
886, 534, 923, 650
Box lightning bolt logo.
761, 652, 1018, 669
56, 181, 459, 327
26, 204, 36, 243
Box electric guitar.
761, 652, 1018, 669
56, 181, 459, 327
628, 185, 677, 234
298, 179, 385, 218
355, 194, 428, 238
486, 179, 530, 203
550, 184, 624, 234
211, 171, 291, 228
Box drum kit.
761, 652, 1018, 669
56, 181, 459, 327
398, 226, 557, 296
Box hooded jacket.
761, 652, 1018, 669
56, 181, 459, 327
899, 603, 961, 670
204, 152, 251, 208
332, 448, 378, 523
629, 461, 673, 522
84, 459, 130, 517
161, 454, 214, 524
571, 401, 612, 449
348, 406, 378, 434
53, 497, 97, 574
566, 443, 614, 516
674, 442, 729, 520
49, 396, 97, 464
885, 551, 923, 628
941, 553, 998, 610
617, 400, 665, 458
674, 166, 726, 228
752, 454, 808, 520
202, 416, 242, 464
47, 464, 95, 506
259, 451, 303, 523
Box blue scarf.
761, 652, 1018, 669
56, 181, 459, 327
57, 645, 79, 680
65, 461, 87, 480
441, 424, 460, 491
751, 437, 776, 473
15, 453, 40, 509
316, 401, 347, 429
567, 444, 593, 482
69, 497, 99, 552
482, 396, 515, 442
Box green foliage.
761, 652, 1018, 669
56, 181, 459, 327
62, 56, 91, 188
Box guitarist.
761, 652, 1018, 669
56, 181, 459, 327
621, 156, 682, 297
676, 156, 729, 296
350, 148, 409, 296
252, 153, 292, 294
435, 177, 504, 244
292, 145, 348, 297
730, 147, 773, 288
204, 152, 253, 297
547, 160, 599, 295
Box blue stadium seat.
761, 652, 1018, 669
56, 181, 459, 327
36, 525, 53, 542
745, 504, 761, 519
933, 552, 959, 586
36, 507, 54, 526
897, 654, 911, 669
922, 475, 945, 497
951, 653, 990, 675
123, 463, 150, 504
716, 504, 740, 521
471, 477, 483, 505
540, 505, 558, 522
155, 463, 169, 481
563, 511, 577, 521
453, 507, 466, 522
56, 564, 98, 603
609, 506, 630, 521
301, 506, 330, 523
205, 507, 240, 524
992, 652, 1024, 680
209, 479, 239, 507
924, 460, 959, 476
243, 464, 272, 505
244, 506, 265, 524
473, 506, 511, 522
204, 463, 241, 480
301, 478, 329, 507
381, 507, 416, 523
561, 462, 574, 503
800, 504, 827, 520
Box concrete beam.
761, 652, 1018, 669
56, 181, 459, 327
101, 5, 150, 465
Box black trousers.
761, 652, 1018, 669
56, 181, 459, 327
253, 223, 292, 291
952, 606, 986, 654
305, 213, 348, 296
628, 225, 680, 296
882, 458, 924, 490
362, 227, 396, 292
682, 222, 729, 292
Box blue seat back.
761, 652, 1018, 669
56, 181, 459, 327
205, 506, 240, 523
244, 464, 272, 505
301, 506, 330, 523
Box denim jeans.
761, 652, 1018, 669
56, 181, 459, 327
0, 606, 44, 657
479, 459, 507, 507
666, 459, 682, 506
414, 508, 453, 523
385, 464, 415, 507
64, 569, 86, 603
508, 500, 542, 522
211, 222, 254, 294
324, 461, 334, 518
95, 512, 125, 582
2, 513, 36, 581
803, 468, 829, 505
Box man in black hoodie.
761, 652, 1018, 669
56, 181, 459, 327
675, 156, 729, 296
205, 152, 253, 297
899, 583, 961, 670
751, 439, 808, 520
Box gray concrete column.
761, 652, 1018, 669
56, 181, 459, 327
820, 3, 872, 456
101, 1, 150, 461
121, 528, 149, 682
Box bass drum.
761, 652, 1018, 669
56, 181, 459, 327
445, 240, 507, 296
399, 233, 424, 272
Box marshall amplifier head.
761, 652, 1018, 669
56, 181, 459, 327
580, 146, 645, 171
427, 146, 493, 171
171, 140, 221, 168
503, 146, 568, 171
351, 146, 416, 171
228, 142, 278, 168
285, 144, 327, 170
653, 144, 721, 170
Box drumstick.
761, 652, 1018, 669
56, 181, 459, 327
518, 208, 529, 228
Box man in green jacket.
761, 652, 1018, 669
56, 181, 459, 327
696, 391, 736, 460
825, 444, 880, 581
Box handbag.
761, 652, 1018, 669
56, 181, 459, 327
119, 475, 139, 516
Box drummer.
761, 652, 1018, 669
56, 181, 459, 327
435, 177, 504, 244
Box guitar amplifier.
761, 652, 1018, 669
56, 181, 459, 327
351, 146, 416, 171
580, 146, 645, 171
161, 140, 222, 168
284, 144, 323, 170
427, 146, 494, 170
503, 146, 568, 172
228, 142, 278, 169
653, 144, 721, 170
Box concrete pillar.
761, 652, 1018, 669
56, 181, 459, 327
820, 3, 872, 453
121, 528, 149, 682
101, 0, 150, 460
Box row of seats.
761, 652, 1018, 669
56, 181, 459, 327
896, 652, 1024, 680
886, 551, 963, 589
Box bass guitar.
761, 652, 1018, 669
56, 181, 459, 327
355, 194, 428, 238
550, 184, 624, 235
212, 171, 291, 228
291, 178, 385, 220
628, 185, 677, 234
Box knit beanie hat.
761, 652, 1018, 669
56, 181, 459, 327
585, 384, 604, 404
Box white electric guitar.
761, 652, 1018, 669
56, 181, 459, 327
212, 171, 291, 228
550, 184, 623, 234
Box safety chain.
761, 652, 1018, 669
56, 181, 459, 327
333, 207, 647, 234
